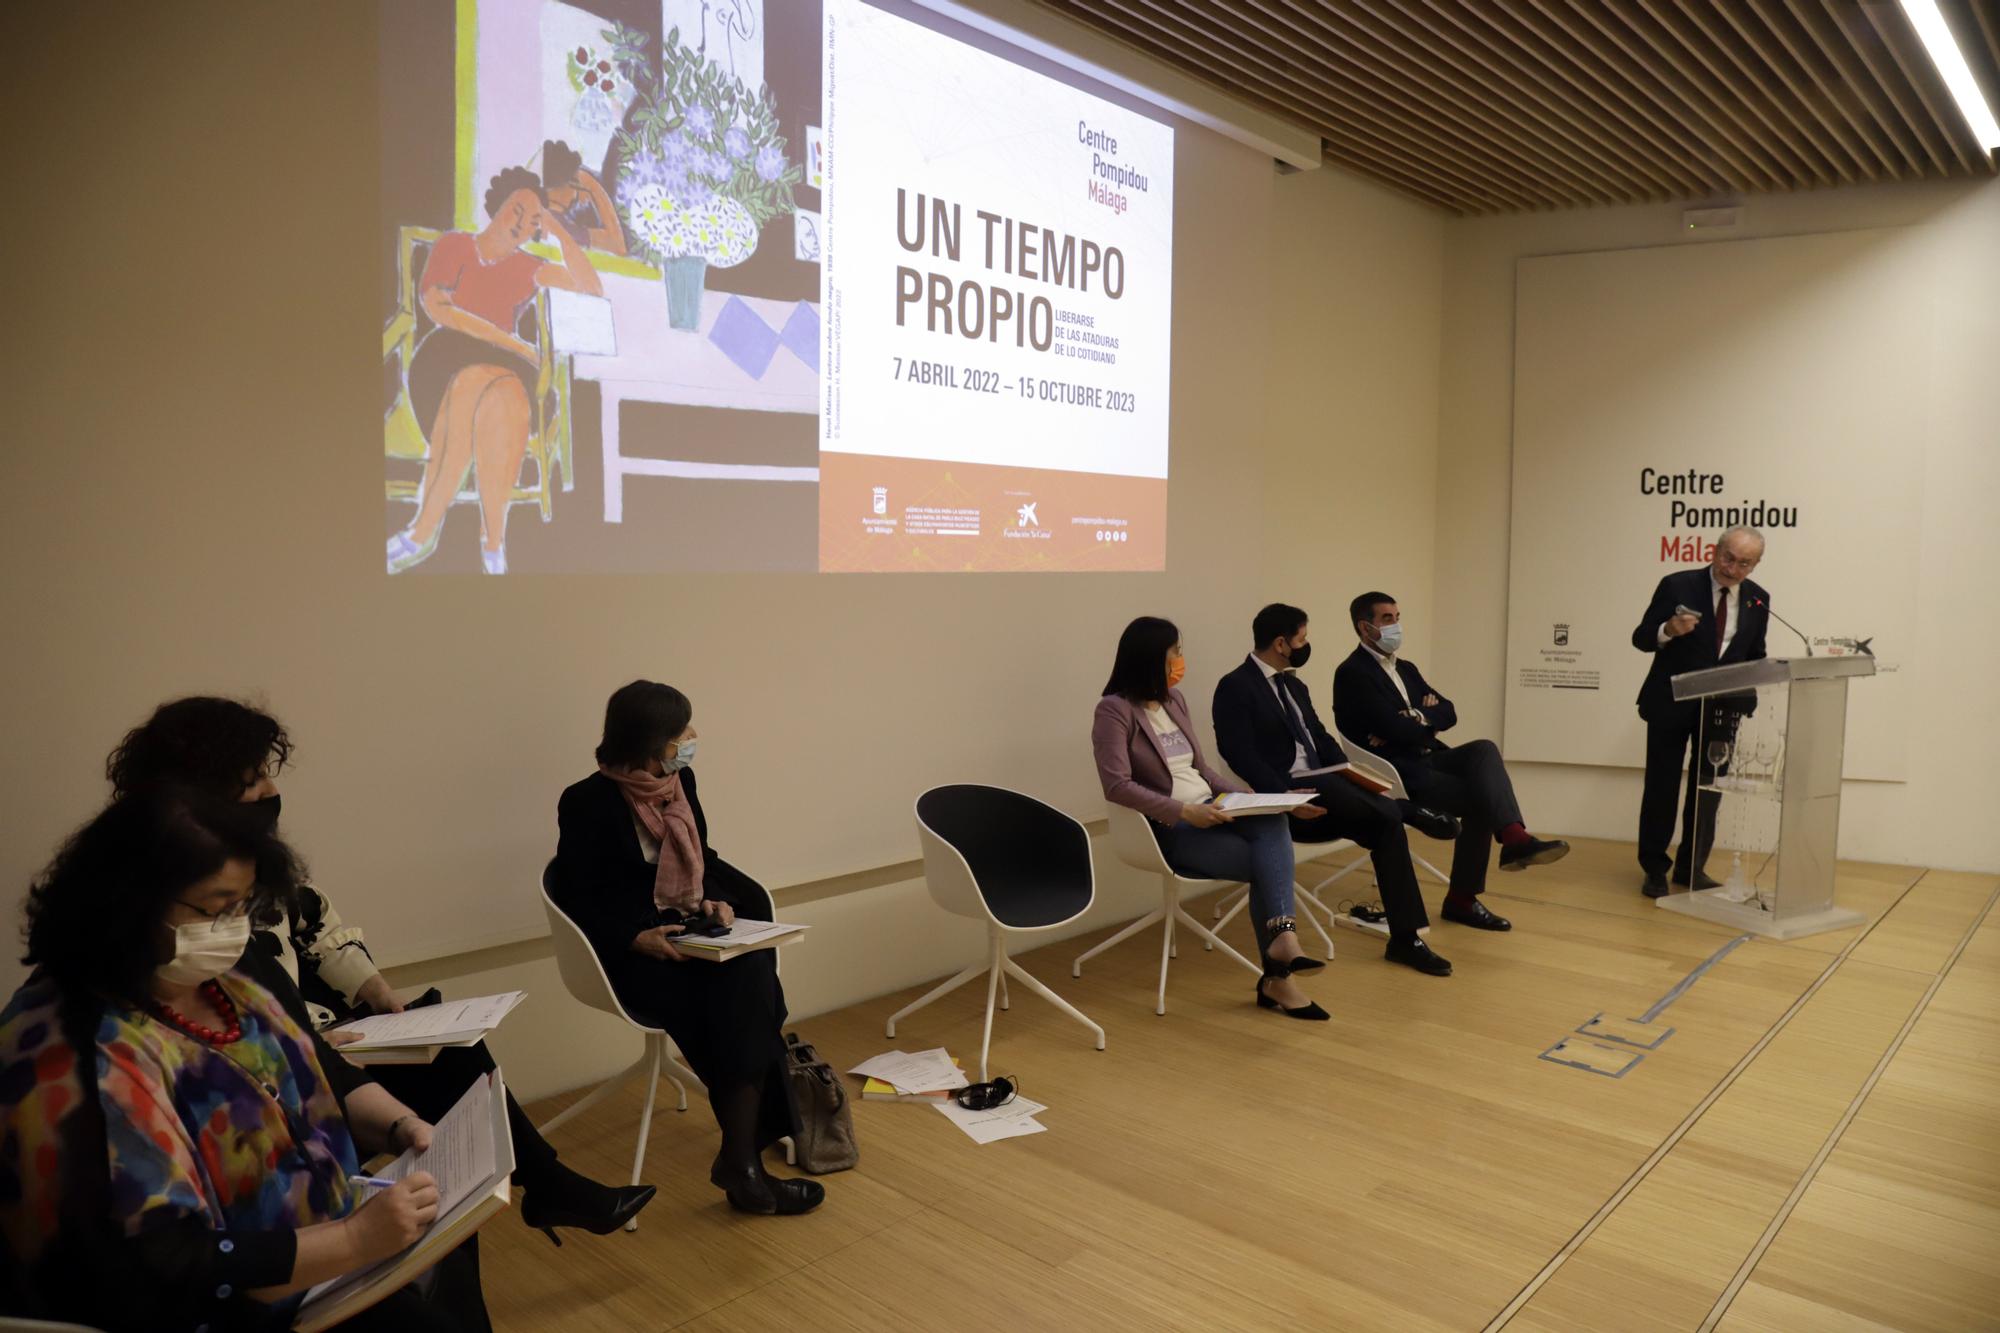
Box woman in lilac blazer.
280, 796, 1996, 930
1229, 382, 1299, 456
1091, 616, 1329, 1021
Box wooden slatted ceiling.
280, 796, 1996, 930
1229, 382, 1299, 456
1039, 0, 2000, 213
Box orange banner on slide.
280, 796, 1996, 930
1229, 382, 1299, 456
819, 453, 1166, 572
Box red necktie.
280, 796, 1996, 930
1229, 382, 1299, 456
1714, 587, 1728, 654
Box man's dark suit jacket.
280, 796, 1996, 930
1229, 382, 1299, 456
1212, 656, 1344, 793
1631, 568, 1770, 721
1332, 644, 1457, 771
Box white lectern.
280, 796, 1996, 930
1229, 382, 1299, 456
1658, 655, 1875, 940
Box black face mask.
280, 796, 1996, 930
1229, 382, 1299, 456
248, 793, 282, 833
1286, 640, 1312, 670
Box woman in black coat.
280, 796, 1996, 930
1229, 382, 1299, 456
551, 681, 822, 1216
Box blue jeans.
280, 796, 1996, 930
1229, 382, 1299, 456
1156, 814, 1296, 966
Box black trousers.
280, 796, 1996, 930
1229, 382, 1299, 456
607, 945, 800, 1153
1287, 775, 1430, 937
1396, 739, 1522, 896
1638, 705, 1728, 878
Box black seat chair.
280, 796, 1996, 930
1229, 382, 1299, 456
887, 785, 1106, 1081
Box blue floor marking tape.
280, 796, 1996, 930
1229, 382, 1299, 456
1638, 933, 1752, 1023
1578, 1013, 1676, 1049
1539, 1037, 1643, 1078
1543, 933, 1753, 1075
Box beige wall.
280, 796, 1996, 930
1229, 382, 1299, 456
0, 3, 1446, 1100
1, 0, 1283, 964
397, 163, 1449, 1102
1434, 179, 2000, 874
1265, 165, 1447, 654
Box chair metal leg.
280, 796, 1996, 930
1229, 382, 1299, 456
1073, 905, 1168, 976
1168, 905, 1263, 977
1213, 886, 1245, 921
1309, 854, 1370, 895
625, 1037, 662, 1231
999, 969, 1010, 1011
1208, 887, 1249, 951
887, 959, 988, 1038
1157, 910, 1175, 1015
1294, 888, 1337, 958
979, 936, 1003, 1083
1000, 957, 1106, 1051
780, 1135, 796, 1167
1414, 853, 1450, 885
536, 1047, 653, 1136
661, 1054, 695, 1112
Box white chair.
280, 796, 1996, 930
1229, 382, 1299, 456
537, 869, 701, 1232
888, 785, 1105, 1082
1330, 724, 1452, 886
1075, 805, 1265, 1016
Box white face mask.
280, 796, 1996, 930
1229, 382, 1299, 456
663, 736, 698, 772
157, 915, 252, 987
1374, 623, 1403, 655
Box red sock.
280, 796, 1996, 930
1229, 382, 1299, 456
1443, 891, 1479, 910
1497, 823, 1531, 847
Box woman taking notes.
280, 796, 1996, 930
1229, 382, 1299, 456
0, 789, 487, 1331
102, 695, 653, 1246
552, 681, 823, 1216
1091, 617, 1330, 1021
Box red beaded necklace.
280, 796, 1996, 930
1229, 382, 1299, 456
149, 979, 243, 1045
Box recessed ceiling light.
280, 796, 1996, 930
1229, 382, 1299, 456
1898, 0, 2000, 151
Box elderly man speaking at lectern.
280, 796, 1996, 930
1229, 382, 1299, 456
1631, 526, 1771, 899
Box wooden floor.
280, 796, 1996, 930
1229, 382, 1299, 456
483, 836, 1999, 1332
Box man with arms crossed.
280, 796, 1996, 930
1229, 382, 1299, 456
1334, 593, 1569, 922
1213, 603, 1460, 976
1631, 526, 1770, 898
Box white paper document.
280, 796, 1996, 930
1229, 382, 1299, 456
1294, 763, 1352, 778
297, 1071, 511, 1325
377, 1074, 499, 1215
847, 1048, 970, 1094
669, 919, 807, 951
1212, 792, 1318, 814
933, 1095, 1048, 1144
328, 991, 526, 1049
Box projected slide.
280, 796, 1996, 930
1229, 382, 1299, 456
380, 0, 1172, 575
818, 0, 1172, 571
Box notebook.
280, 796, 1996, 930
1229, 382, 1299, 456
293, 1070, 515, 1332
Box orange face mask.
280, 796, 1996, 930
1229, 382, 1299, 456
1166, 656, 1186, 689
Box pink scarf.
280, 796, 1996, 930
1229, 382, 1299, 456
598, 763, 705, 912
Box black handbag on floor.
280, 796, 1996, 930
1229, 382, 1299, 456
783, 1033, 858, 1174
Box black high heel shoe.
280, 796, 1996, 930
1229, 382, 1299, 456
519, 1181, 657, 1246
709, 1162, 826, 1216
1285, 954, 1326, 975
1256, 974, 1330, 1021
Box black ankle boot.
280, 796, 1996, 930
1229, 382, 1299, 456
709, 1162, 826, 1216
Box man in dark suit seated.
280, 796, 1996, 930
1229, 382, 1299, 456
1213, 603, 1459, 975
1631, 526, 1770, 898
1334, 592, 1569, 922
